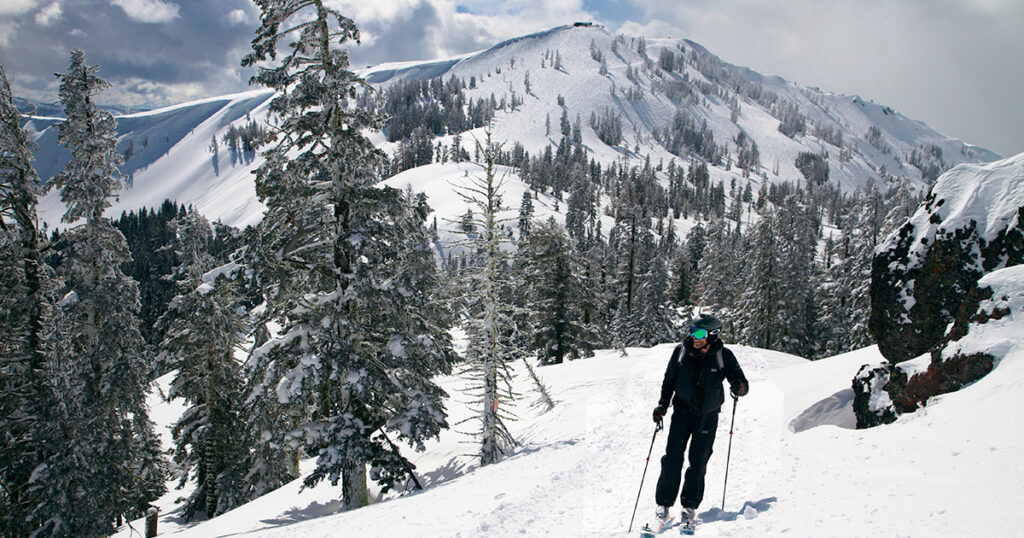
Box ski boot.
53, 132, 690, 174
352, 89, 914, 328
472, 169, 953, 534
679, 507, 696, 535
639, 505, 676, 537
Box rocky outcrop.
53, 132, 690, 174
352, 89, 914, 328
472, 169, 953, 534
870, 155, 1024, 364
856, 154, 1024, 428
854, 264, 1023, 428
852, 364, 898, 428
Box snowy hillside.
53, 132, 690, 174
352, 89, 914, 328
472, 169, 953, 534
27, 25, 1001, 231
883, 152, 1024, 268
366, 25, 998, 189
29, 89, 274, 230
115, 337, 1024, 537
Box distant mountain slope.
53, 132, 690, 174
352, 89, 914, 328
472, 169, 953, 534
27, 24, 1000, 229
32, 90, 273, 229
364, 25, 999, 187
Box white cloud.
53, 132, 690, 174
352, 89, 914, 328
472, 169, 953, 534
227, 9, 249, 25
111, 0, 180, 24
34, 1, 62, 26
616, 19, 683, 39
346, 0, 596, 64
0, 22, 19, 47
0, 0, 38, 16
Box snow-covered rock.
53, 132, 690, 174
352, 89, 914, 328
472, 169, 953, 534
870, 152, 1024, 365
855, 264, 1024, 427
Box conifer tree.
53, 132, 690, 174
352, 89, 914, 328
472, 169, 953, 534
685, 223, 707, 276
519, 218, 600, 364
631, 219, 680, 346
671, 242, 695, 306
454, 133, 526, 465
242, 2, 455, 507
733, 194, 818, 355
157, 209, 248, 519
0, 63, 65, 537
772, 194, 820, 355
818, 189, 886, 357
41, 49, 164, 535
695, 218, 741, 322
518, 190, 534, 237
733, 210, 777, 349
609, 208, 643, 345
576, 222, 613, 347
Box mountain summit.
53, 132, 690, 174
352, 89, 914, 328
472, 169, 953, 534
27, 24, 1000, 228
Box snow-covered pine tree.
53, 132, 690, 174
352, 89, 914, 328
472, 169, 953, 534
695, 218, 742, 326
575, 217, 613, 348
242, 2, 455, 508
40, 49, 165, 535
453, 132, 528, 465
771, 194, 820, 356
733, 194, 818, 355
608, 180, 644, 345
733, 207, 777, 349
518, 217, 600, 365
818, 181, 909, 357
685, 223, 707, 277
0, 63, 65, 537
518, 190, 534, 237
157, 209, 248, 520
631, 217, 680, 346
671, 241, 695, 306
817, 213, 872, 357
564, 181, 595, 244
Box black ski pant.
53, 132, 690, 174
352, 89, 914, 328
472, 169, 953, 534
654, 408, 718, 509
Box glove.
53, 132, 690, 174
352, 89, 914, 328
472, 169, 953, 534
730, 380, 749, 398
652, 405, 667, 424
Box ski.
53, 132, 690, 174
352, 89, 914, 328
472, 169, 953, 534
679, 516, 696, 535
638, 516, 676, 537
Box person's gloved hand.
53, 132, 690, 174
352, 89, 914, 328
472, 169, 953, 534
652, 405, 667, 424
730, 380, 749, 398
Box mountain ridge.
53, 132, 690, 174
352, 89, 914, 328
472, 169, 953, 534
26, 24, 1002, 230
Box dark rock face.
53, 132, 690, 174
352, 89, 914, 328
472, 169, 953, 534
854, 279, 1010, 428
887, 352, 994, 414
870, 200, 1023, 365
851, 364, 898, 429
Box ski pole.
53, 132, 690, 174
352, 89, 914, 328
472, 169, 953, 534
628, 418, 663, 533
721, 393, 738, 511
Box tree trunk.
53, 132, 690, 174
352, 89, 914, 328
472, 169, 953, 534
342, 461, 368, 509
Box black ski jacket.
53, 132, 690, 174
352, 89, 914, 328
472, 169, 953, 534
658, 338, 748, 415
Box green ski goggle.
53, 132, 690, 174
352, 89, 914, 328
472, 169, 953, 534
690, 327, 720, 339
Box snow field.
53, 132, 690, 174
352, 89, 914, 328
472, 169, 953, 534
119, 343, 802, 537
117, 334, 1024, 537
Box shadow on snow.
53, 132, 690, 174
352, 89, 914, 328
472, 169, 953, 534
700, 497, 778, 523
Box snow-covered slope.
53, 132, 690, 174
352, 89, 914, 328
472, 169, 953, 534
30, 89, 274, 230
883, 152, 1024, 268
28, 25, 1002, 231
115, 334, 1024, 537
367, 25, 999, 191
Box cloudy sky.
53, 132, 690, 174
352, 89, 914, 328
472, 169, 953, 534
0, 0, 1020, 156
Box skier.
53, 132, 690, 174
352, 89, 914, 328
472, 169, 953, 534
646, 314, 748, 535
